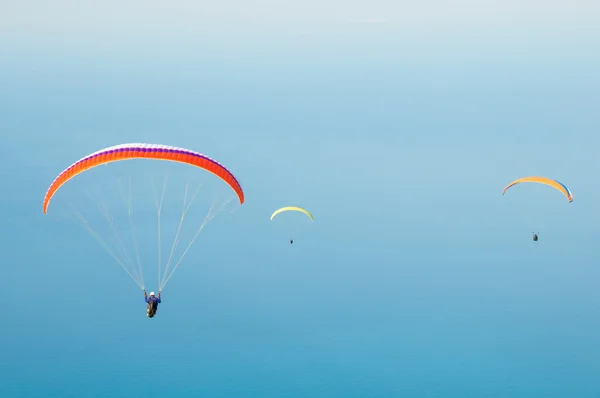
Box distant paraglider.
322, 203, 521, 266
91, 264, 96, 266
502, 176, 572, 241
270, 206, 314, 244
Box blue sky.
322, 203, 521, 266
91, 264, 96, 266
1, 1, 600, 397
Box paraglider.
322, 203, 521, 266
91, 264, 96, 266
502, 176, 572, 241
145, 291, 161, 318
270, 206, 314, 244
43, 143, 244, 316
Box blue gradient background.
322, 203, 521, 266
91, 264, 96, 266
1, 1, 600, 397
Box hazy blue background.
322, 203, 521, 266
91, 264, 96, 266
2, 1, 600, 396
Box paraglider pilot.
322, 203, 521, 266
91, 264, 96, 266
533, 233, 539, 242
144, 290, 161, 318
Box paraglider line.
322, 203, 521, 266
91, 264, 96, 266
85, 187, 138, 281
161, 180, 203, 287
117, 177, 145, 288
160, 192, 231, 291
95, 186, 142, 285
70, 203, 144, 289
153, 176, 168, 290
127, 176, 144, 286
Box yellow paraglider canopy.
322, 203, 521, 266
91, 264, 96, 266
270, 206, 314, 221
502, 176, 573, 202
